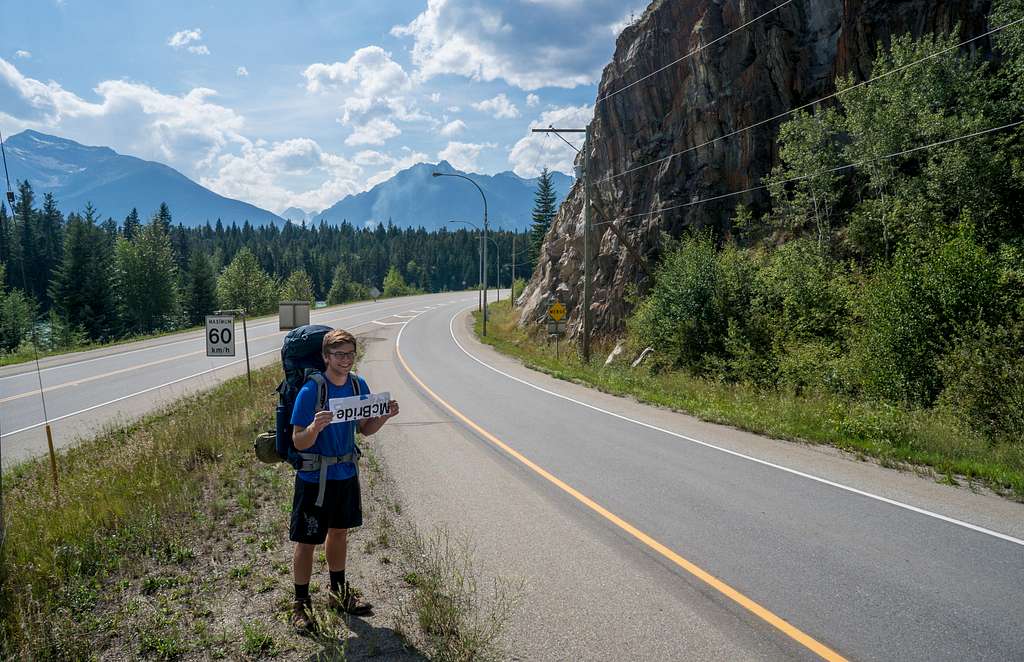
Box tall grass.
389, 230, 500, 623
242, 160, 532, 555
476, 301, 1024, 500
0, 367, 278, 659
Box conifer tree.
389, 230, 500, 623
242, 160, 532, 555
153, 202, 173, 234
49, 207, 117, 340
185, 251, 218, 325
123, 208, 141, 240
115, 218, 180, 333
37, 193, 64, 309
528, 168, 558, 266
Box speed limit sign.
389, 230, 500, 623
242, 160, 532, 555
205, 315, 236, 357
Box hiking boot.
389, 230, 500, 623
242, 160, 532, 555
292, 599, 315, 633
328, 583, 373, 616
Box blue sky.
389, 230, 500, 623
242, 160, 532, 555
1, 0, 644, 214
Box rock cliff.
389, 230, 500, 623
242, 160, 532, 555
519, 0, 992, 338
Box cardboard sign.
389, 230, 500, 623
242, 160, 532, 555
328, 392, 392, 424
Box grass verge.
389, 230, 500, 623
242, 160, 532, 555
473, 301, 1024, 500
1, 350, 517, 660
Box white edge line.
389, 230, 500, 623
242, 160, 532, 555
437, 305, 1024, 548
372, 321, 408, 326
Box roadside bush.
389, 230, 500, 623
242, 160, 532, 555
851, 226, 1002, 404
0, 283, 37, 352
627, 233, 723, 372
280, 269, 315, 305
938, 321, 1024, 441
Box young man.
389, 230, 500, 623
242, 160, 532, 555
289, 329, 399, 631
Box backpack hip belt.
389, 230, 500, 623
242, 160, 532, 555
297, 448, 362, 507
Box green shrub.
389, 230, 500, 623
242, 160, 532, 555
938, 321, 1024, 440
852, 226, 1002, 404
627, 233, 723, 371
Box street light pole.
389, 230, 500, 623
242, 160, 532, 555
434, 172, 489, 335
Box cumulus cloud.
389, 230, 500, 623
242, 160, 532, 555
344, 117, 401, 146
471, 93, 519, 119
15, 50, 31, 59
168, 28, 209, 54
526, 93, 540, 107
236, 66, 249, 77
392, 1, 647, 90
439, 119, 466, 137
508, 104, 592, 178
0, 57, 245, 168
304, 46, 435, 146
437, 141, 496, 173
201, 138, 365, 213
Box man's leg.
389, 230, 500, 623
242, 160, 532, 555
293, 542, 316, 584
325, 528, 348, 572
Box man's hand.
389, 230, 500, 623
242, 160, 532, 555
386, 400, 400, 419
312, 409, 334, 432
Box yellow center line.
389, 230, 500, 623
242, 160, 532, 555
395, 316, 849, 662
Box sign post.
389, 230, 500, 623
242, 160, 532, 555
546, 300, 568, 360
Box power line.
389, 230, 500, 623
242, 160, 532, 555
593, 119, 1023, 228
598, 17, 1024, 186
596, 0, 799, 105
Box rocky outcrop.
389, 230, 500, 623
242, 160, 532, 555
519, 0, 992, 338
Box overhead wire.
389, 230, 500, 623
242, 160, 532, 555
595, 0, 799, 105
592, 119, 1023, 228
597, 16, 1024, 186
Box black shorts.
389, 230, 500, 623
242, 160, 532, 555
289, 474, 363, 545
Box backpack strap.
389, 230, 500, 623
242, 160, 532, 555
306, 371, 328, 411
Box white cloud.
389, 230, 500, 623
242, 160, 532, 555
236, 66, 249, 77
14, 50, 31, 59
304, 46, 435, 145
303, 46, 410, 96
344, 117, 401, 146
439, 119, 466, 137
0, 57, 247, 169
201, 138, 365, 214
447, 105, 461, 113
392, 1, 646, 90
472, 93, 519, 119
437, 141, 496, 173
168, 29, 209, 55
169, 28, 201, 47
508, 104, 592, 177
430, 92, 441, 103
526, 93, 540, 107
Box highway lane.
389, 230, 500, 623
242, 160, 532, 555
385, 300, 1024, 661
0, 292, 468, 467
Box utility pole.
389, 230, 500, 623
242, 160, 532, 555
531, 125, 591, 362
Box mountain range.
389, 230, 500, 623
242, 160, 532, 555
2, 130, 573, 231
3, 130, 284, 226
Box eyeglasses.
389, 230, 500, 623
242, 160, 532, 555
327, 350, 356, 361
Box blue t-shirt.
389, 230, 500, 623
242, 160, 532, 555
291, 372, 370, 483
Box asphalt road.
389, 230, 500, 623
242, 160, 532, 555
366, 296, 1024, 661
3, 291, 1022, 660
0, 293, 468, 467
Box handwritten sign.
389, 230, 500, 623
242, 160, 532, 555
328, 392, 392, 424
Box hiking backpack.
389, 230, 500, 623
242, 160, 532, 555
273, 324, 332, 468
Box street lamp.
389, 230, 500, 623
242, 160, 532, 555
434, 171, 489, 335
448, 219, 483, 312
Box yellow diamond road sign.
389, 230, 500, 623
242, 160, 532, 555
548, 302, 566, 322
